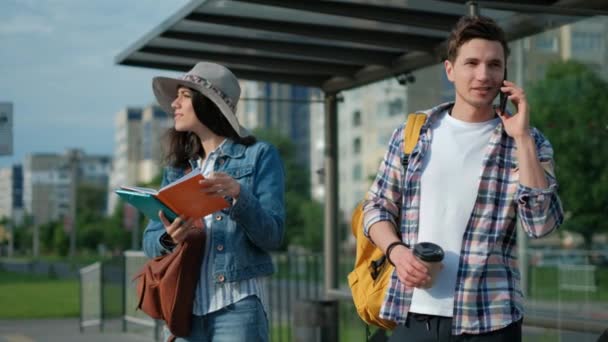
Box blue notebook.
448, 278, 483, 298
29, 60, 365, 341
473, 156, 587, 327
115, 189, 178, 222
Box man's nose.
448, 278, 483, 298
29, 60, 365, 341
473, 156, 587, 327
476, 66, 490, 81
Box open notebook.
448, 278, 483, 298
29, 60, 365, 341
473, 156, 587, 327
115, 170, 229, 222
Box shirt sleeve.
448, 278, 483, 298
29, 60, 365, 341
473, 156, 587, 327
362, 126, 404, 238
516, 128, 564, 238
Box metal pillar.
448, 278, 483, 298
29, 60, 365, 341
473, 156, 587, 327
515, 38, 529, 295
8, 221, 14, 257
68, 151, 79, 258
467, 1, 479, 16
323, 93, 339, 294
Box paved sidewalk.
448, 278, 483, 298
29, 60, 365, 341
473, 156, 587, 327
0, 319, 155, 342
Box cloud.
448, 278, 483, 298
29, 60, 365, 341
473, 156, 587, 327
0, 14, 54, 35
0, 0, 191, 167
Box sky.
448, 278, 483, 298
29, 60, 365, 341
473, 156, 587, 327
0, 0, 191, 167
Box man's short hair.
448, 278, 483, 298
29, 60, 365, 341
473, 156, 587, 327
446, 16, 510, 63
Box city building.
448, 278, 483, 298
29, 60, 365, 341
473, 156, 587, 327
0, 102, 13, 156
23, 149, 110, 226
0, 165, 23, 225
138, 105, 172, 184
310, 69, 445, 224
521, 16, 608, 84
238, 82, 312, 167
107, 105, 171, 216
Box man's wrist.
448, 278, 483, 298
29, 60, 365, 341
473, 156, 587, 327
385, 241, 409, 266
513, 130, 533, 145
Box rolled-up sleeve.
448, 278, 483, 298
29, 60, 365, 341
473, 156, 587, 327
362, 126, 404, 238
517, 129, 564, 238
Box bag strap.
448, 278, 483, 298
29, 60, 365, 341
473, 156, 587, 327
401, 113, 427, 167
135, 272, 146, 310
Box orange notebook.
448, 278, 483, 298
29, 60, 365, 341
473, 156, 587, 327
117, 171, 229, 221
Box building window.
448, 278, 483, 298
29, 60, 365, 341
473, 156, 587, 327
353, 110, 361, 127
353, 163, 362, 180
535, 34, 558, 52
572, 31, 602, 52
353, 137, 361, 154
142, 121, 152, 160
388, 98, 403, 116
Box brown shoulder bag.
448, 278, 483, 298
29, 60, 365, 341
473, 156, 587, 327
135, 228, 205, 340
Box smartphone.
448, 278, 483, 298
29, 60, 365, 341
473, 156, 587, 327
499, 68, 508, 113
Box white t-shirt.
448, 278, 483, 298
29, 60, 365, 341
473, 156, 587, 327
409, 110, 500, 317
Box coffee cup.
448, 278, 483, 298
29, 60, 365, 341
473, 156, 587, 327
413, 242, 444, 289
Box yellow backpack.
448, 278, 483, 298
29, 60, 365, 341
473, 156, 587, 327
347, 113, 427, 330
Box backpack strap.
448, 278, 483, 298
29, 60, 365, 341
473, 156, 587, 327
401, 113, 427, 167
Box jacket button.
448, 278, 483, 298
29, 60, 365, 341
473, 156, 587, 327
216, 244, 224, 251
215, 215, 223, 221
218, 159, 225, 165
217, 274, 225, 282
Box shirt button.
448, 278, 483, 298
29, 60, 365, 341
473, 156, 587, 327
215, 215, 223, 221
218, 159, 225, 165
217, 274, 225, 282
216, 244, 224, 251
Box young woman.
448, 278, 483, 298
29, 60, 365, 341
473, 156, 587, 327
142, 61, 286, 342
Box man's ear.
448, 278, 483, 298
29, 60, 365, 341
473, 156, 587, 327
444, 60, 454, 82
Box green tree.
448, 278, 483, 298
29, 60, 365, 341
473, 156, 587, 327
528, 61, 608, 247
40, 220, 61, 253
13, 214, 34, 254
70, 183, 134, 254
53, 225, 70, 257
254, 129, 325, 251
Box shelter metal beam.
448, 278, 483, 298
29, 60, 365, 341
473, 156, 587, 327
323, 93, 339, 298
322, 51, 436, 93
442, 0, 608, 16
235, 0, 460, 32
160, 31, 398, 66
185, 13, 443, 51
482, 1, 608, 16
139, 46, 361, 76
120, 60, 326, 87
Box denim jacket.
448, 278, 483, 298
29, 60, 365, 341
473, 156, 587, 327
142, 139, 286, 283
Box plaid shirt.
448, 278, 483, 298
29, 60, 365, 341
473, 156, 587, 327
363, 102, 563, 335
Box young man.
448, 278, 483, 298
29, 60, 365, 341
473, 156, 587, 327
363, 16, 563, 341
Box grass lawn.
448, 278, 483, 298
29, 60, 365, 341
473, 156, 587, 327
528, 266, 608, 302
0, 270, 79, 318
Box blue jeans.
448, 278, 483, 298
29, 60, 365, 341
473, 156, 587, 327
164, 295, 268, 342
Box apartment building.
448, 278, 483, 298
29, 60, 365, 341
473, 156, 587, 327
0, 165, 23, 225
23, 149, 110, 226
239, 81, 312, 168
107, 105, 171, 215
138, 105, 172, 184
310, 68, 444, 222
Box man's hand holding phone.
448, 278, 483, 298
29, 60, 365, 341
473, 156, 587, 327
497, 76, 530, 139
499, 69, 509, 114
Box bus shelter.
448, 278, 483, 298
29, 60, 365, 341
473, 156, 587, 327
115, 0, 607, 307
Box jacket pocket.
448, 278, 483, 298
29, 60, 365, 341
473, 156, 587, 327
224, 165, 254, 185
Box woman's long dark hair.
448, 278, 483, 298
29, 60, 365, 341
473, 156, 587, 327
165, 88, 256, 168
